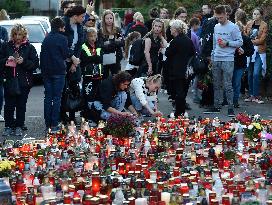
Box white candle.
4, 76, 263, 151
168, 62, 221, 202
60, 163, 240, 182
161, 192, 171, 205
135, 198, 147, 205
150, 171, 157, 182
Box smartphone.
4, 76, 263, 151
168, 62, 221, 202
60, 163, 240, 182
13, 52, 19, 59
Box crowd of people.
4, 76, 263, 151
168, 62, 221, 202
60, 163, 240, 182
0, 0, 269, 137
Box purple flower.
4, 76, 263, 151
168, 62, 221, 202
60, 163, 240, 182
265, 133, 272, 140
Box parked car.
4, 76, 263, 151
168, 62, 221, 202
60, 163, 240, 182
0, 19, 46, 78
21, 16, 51, 33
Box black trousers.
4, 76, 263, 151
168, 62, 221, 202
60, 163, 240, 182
103, 63, 121, 79
170, 78, 189, 117
60, 80, 79, 122
4, 86, 30, 128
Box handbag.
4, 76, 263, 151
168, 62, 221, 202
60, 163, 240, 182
103, 52, 116, 65
191, 55, 209, 75
63, 83, 84, 112
5, 77, 21, 96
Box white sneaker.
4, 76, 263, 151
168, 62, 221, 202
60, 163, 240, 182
252, 98, 264, 104
88, 120, 97, 127
0, 115, 5, 122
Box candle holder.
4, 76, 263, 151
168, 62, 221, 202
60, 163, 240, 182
92, 172, 100, 196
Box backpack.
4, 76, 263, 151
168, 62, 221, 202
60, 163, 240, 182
129, 39, 145, 66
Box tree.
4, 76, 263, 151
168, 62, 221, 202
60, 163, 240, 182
1, 0, 28, 14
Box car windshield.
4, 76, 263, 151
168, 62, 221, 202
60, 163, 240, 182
1, 24, 45, 43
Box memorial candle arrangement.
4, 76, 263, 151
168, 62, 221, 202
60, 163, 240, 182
0, 114, 272, 204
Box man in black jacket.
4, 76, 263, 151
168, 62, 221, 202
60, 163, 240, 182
40, 17, 74, 133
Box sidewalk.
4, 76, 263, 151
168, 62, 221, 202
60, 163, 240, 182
157, 89, 272, 121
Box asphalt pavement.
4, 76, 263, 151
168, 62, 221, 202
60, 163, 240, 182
0, 82, 272, 143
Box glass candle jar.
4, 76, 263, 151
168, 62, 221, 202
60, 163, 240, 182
92, 172, 100, 196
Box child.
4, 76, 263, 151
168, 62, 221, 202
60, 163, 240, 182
124, 31, 141, 77
80, 27, 103, 120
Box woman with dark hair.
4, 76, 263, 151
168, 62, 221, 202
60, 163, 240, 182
0, 24, 39, 136
88, 71, 138, 122
98, 10, 124, 79
165, 19, 195, 117
60, 5, 85, 124
244, 7, 268, 104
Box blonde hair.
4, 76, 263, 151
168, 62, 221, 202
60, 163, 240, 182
0, 9, 9, 21
124, 31, 141, 58
101, 10, 117, 36
236, 21, 244, 33
86, 27, 97, 34
147, 74, 162, 86
135, 14, 144, 23
169, 19, 188, 34
10, 24, 28, 41
133, 12, 141, 20
144, 18, 166, 39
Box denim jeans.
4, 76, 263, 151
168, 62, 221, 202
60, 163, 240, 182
88, 91, 127, 120
248, 53, 262, 97
4, 86, 30, 128
232, 68, 244, 104
212, 61, 234, 109
43, 75, 65, 128
130, 94, 155, 115
0, 83, 3, 114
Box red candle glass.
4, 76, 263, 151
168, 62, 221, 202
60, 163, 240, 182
92, 172, 100, 196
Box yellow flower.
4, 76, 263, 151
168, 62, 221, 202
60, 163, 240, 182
252, 123, 262, 130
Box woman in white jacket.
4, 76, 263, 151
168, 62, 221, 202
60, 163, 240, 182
130, 74, 163, 117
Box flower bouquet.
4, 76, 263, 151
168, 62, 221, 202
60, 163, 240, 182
244, 122, 263, 141
236, 113, 252, 125
0, 160, 15, 178
102, 114, 136, 139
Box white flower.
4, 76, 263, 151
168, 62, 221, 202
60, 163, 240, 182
248, 125, 254, 130
254, 114, 260, 120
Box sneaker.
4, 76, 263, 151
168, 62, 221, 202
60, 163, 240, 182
228, 108, 235, 117
203, 107, 221, 114
0, 115, 5, 122
88, 120, 97, 127
185, 103, 192, 110
15, 127, 23, 136
51, 126, 60, 134
21, 125, 28, 131
2, 127, 13, 136
193, 97, 201, 104
252, 97, 264, 104
244, 96, 254, 102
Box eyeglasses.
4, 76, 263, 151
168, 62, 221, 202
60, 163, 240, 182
88, 19, 96, 22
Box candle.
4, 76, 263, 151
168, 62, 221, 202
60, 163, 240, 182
92, 172, 100, 196
37, 155, 44, 166
150, 171, 157, 182
118, 163, 125, 175
18, 160, 25, 172
135, 198, 147, 205
161, 192, 171, 205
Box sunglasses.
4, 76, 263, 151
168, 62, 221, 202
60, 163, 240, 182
88, 18, 96, 22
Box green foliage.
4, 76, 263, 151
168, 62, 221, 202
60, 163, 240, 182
0, 0, 28, 14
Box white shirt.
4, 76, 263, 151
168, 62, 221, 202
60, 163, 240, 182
71, 23, 78, 50
125, 45, 139, 70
